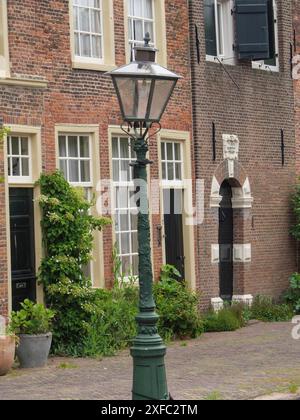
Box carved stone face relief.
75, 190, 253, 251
223, 134, 239, 161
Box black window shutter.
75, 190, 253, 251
204, 0, 217, 56
262, 0, 276, 64
235, 0, 270, 60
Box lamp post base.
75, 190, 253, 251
131, 333, 169, 401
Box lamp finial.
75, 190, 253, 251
144, 32, 151, 47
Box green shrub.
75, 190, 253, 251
250, 295, 293, 322
284, 273, 300, 314
154, 269, 204, 340
203, 306, 243, 333
9, 299, 55, 335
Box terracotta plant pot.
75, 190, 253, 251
0, 335, 16, 376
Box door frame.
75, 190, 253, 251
3, 125, 43, 313
158, 130, 196, 290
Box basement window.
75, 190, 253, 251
204, 0, 235, 64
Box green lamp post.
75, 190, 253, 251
108, 34, 181, 400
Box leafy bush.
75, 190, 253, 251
250, 295, 293, 322
154, 268, 203, 340
284, 273, 300, 313
38, 171, 111, 355
9, 299, 55, 335
203, 305, 244, 333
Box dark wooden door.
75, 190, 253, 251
163, 189, 185, 279
219, 181, 233, 301
9, 188, 36, 311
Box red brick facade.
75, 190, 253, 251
0, 0, 298, 317
0, 0, 193, 316
190, 0, 297, 308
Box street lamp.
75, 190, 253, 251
108, 33, 181, 401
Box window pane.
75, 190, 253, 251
133, 0, 142, 16
132, 255, 138, 276
121, 233, 131, 254
217, 3, 223, 55
121, 256, 131, 274
79, 7, 90, 32
11, 137, 19, 155
161, 143, 165, 160
59, 160, 68, 178
21, 138, 29, 155
174, 143, 181, 161
113, 160, 120, 182
75, 33, 80, 55
167, 163, 173, 180
80, 161, 91, 182
91, 9, 101, 33
175, 163, 182, 180
8, 158, 11, 176
167, 143, 173, 160
130, 213, 138, 231
133, 20, 143, 42
120, 138, 129, 158
59, 136, 67, 157
22, 158, 29, 176
112, 139, 119, 158
120, 212, 129, 231
80, 34, 91, 57
131, 232, 138, 253
204, 0, 217, 56
73, 6, 79, 30
118, 187, 128, 209
145, 21, 153, 40
145, 0, 153, 19
121, 160, 130, 182
7, 138, 10, 155
149, 80, 176, 121
68, 136, 78, 157
12, 157, 20, 176
162, 162, 166, 180
92, 35, 102, 58
69, 160, 79, 182
80, 136, 90, 157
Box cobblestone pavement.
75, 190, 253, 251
0, 321, 300, 400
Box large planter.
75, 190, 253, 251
16, 333, 52, 369
0, 335, 16, 376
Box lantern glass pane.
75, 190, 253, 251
115, 77, 152, 120
149, 79, 175, 121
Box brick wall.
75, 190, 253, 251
190, 0, 297, 308
0, 0, 193, 315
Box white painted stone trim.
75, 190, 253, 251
0, 316, 5, 335
211, 244, 220, 264
210, 176, 222, 208
211, 297, 224, 312
223, 134, 239, 161
233, 244, 251, 263
232, 295, 254, 306
231, 177, 254, 209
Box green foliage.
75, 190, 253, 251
160, 264, 182, 282
203, 305, 244, 333
9, 299, 55, 335
38, 171, 111, 354
284, 273, 300, 313
82, 287, 138, 357
250, 295, 293, 322
153, 266, 204, 340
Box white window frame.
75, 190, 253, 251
252, 0, 279, 72
7, 135, 32, 184
205, 0, 235, 66
161, 141, 184, 189
128, 0, 156, 60
58, 133, 93, 188
112, 136, 139, 279
72, 0, 104, 65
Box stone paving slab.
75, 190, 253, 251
0, 321, 300, 400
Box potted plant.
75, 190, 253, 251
0, 316, 16, 376
9, 299, 55, 369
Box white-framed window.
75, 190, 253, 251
73, 0, 104, 63
58, 133, 93, 281
252, 0, 279, 72
204, 0, 235, 64
58, 134, 92, 187
161, 141, 183, 185
112, 136, 138, 278
7, 135, 32, 183
128, 0, 155, 60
